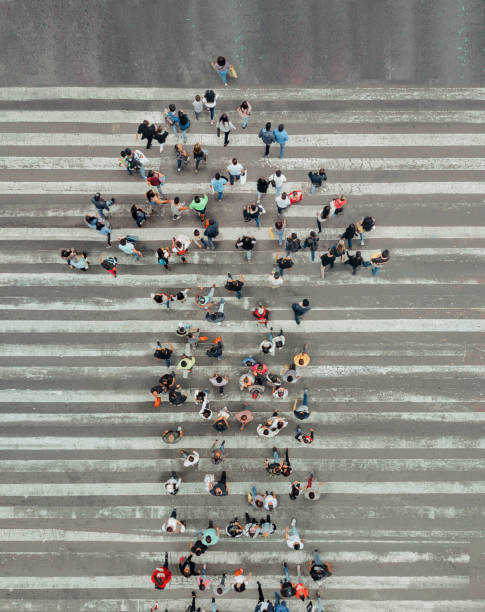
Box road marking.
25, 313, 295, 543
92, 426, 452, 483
2, 132, 485, 147
2, 156, 485, 171
1, 86, 483, 100
0, 318, 482, 333
2, 110, 485, 124
1, 436, 483, 450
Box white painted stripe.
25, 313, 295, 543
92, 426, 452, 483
1, 411, 483, 426
4, 226, 484, 240
0, 248, 483, 267
1, 86, 483, 100
2, 180, 485, 195
0, 343, 466, 358
0, 528, 482, 542
1, 481, 484, 497
2, 109, 484, 124
1, 132, 484, 147
0, 575, 468, 590
3, 458, 482, 473
0, 505, 481, 522
2, 156, 485, 171
0, 319, 482, 334
0, 601, 481, 612
0, 550, 470, 564
0, 364, 482, 381
1, 436, 483, 450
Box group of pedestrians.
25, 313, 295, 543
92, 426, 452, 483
55, 60, 398, 611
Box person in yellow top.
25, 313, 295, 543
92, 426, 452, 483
363, 249, 390, 277
293, 345, 310, 368
176, 354, 195, 374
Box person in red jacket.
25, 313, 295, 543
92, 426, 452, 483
253, 304, 270, 326
151, 552, 172, 589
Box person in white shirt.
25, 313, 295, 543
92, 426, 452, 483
285, 517, 304, 550
192, 94, 204, 120
268, 270, 284, 288
269, 170, 287, 196
180, 449, 200, 468
263, 491, 278, 511
164, 471, 181, 495
162, 509, 185, 533
217, 113, 236, 146
227, 157, 245, 185
275, 192, 291, 214
202, 89, 218, 124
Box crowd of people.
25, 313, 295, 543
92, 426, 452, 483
58, 57, 391, 611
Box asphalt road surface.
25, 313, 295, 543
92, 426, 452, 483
0, 0, 484, 87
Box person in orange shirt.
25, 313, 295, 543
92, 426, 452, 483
294, 564, 309, 602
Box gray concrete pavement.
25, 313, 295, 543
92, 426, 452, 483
0, 82, 485, 611
1, 0, 484, 87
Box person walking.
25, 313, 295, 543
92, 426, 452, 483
320, 248, 336, 279
296, 426, 314, 444
209, 471, 229, 496
291, 298, 311, 325
203, 89, 218, 124
235, 235, 256, 262
189, 194, 209, 222
209, 373, 229, 395
217, 113, 236, 147
156, 246, 171, 271
162, 509, 186, 534
316, 202, 335, 233
308, 550, 333, 582
178, 109, 191, 143
154, 340, 174, 365
206, 298, 225, 325
275, 192, 291, 215
302, 231, 319, 261
176, 354, 196, 376
195, 284, 216, 309
308, 168, 327, 195
256, 176, 270, 203
227, 158, 246, 185
91, 193, 114, 219
152, 291, 173, 309
275, 251, 294, 277
344, 250, 364, 275
146, 169, 165, 197
136, 119, 156, 149
192, 94, 203, 120
164, 472, 181, 495
210, 439, 226, 464
269, 170, 287, 196
174, 143, 190, 172
340, 223, 358, 249
192, 142, 208, 173
304, 473, 324, 501
332, 194, 348, 215
126, 148, 148, 179
237, 100, 252, 129
118, 235, 142, 259
211, 56, 231, 86
93, 219, 112, 247
154, 125, 169, 153
363, 249, 390, 276
293, 389, 311, 420
258, 122, 276, 158
231, 568, 252, 592
172, 235, 191, 264
273, 124, 289, 159
99, 253, 117, 277
201, 218, 219, 250
180, 449, 200, 468
206, 336, 223, 360
210, 172, 228, 201
164, 103, 179, 137
356, 215, 376, 245
160, 428, 184, 444
65, 250, 89, 271
151, 553, 172, 590
285, 232, 301, 255
225, 272, 245, 299
244, 202, 264, 228
270, 218, 286, 246
285, 518, 304, 550
131, 204, 147, 228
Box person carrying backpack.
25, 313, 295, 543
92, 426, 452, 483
202, 219, 219, 250
308, 551, 333, 582
131, 204, 147, 228
275, 251, 293, 277
99, 253, 117, 277
302, 231, 319, 261
308, 168, 327, 194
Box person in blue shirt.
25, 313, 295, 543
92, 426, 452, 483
273, 123, 289, 159
210, 172, 228, 201
274, 591, 291, 612
291, 298, 311, 325
165, 103, 180, 137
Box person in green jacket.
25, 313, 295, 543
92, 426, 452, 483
189, 194, 209, 222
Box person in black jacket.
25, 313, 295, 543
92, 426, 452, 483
285, 233, 301, 254
340, 223, 358, 249
344, 250, 363, 275
135, 119, 156, 149
308, 168, 327, 194
256, 176, 270, 203
244, 203, 264, 228
179, 554, 200, 578
302, 231, 319, 261
320, 248, 336, 279
202, 219, 219, 250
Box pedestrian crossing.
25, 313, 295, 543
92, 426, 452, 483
0, 86, 484, 611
